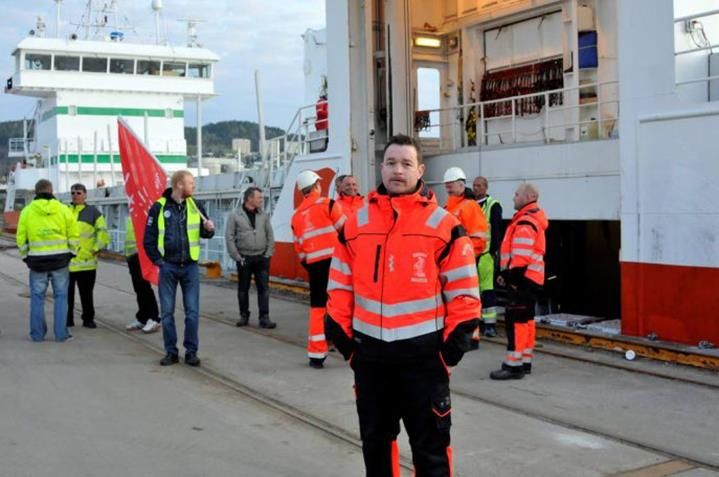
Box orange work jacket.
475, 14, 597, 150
445, 192, 488, 257
500, 202, 548, 286
291, 190, 346, 264
326, 182, 481, 364
337, 194, 365, 218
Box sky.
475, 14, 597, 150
0, 0, 325, 129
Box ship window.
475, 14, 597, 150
54, 55, 80, 71
110, 58, 134, 74
163, 62, 187, 77
83, 57, 108, 73
188, 63, 210, 78
25, 54, 51, 70
416, 67, 440, 138
137, 60, 161, 76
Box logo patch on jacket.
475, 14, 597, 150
411, 252, 428, 283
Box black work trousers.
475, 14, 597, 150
127, 253, 159, 324
302, 258, 331, 308
504, 287, 536, 354
353, 357, 452, 477
237, 255, 270, 319
67, 269, 96, 326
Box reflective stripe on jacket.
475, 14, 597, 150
69, 203, 109, 272
499, 202, 548, 285
291, 190, 346, 264
326, 183, 481, 363
445, 192, 488, 257
157, 196, 201, 261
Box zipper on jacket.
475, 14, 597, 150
373, 245, 381, 283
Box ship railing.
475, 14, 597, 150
415, 81, 619, 153
265, 100, 327, 179
8, 138, 34, 158
674, 8, 719, 94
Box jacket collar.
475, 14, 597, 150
369, 180, 435, 211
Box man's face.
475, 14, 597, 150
247, 190, 263, 209
513, 186, 527, 210
473, 178, 488, 198
444, 180, 465, 197
381, 144, 424, 195
179, 175, 195, 198
341, 176, 359, 196
71, 188, 86, 205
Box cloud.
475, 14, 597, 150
0, 0, 325, 129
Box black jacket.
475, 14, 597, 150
143, 188, 214, 265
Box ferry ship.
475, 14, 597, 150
4, 0, 719, 352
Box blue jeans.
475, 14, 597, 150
159, 262, 200, 355
29, 267, 70, 342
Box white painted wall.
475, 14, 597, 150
424, 138, 620, 220
634, 110, 719, 267
303, 29, 327, 106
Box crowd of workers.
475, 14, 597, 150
16, 133, 548, 477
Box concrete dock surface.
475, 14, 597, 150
1, 244, 718, 477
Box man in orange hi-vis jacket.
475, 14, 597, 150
490, 182, 548, 380
326, 134, 481, 477
291, 170, 346, 369
443, 166, 488, 351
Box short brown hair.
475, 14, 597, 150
243, 186, 262, 203
382, 134, 423, 164
35, 179, 53, 195
171, 170, 193, 188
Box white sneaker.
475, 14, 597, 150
142, 319, 161, 334
126, 320, 143, 331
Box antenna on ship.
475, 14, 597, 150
151, 0, 163, 45
54, 0, 63, 38
178, 18, 205, 48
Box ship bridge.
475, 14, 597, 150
4, 34, 219, 192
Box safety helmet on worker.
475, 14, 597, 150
296, 170, 321, 191
443, 167, 467, 183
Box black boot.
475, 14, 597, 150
308, 358, 325, 369
236, 313, 249, 327
523, 363, 532, 375
482, 323, 497, 338
469, 339, 479, 351
259, 316, 277, 329
490, 363, 525, 380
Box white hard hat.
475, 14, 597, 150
443, 167, 467, 183
296, 170, 321, 190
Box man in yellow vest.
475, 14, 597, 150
144, 170, 215, 367
67, 183, 109, 329
17, 179, 79, 342
473, 176, 503, 338
124, 217, 160, 333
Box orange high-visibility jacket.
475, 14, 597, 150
291, 190, 346, 264
445, 191, 488, 256
500, 202, 548, 286
326, 183, 481, 365
337, 194, 365, 218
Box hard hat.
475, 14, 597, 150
296, 170, 321, 190
443, 167, 467, 183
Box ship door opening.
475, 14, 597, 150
543, 220, 621, 320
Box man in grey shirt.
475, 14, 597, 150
225, 186, 277, 328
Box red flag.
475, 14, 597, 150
117, 117, 167, 285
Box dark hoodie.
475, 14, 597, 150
143, 188, 214, 265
